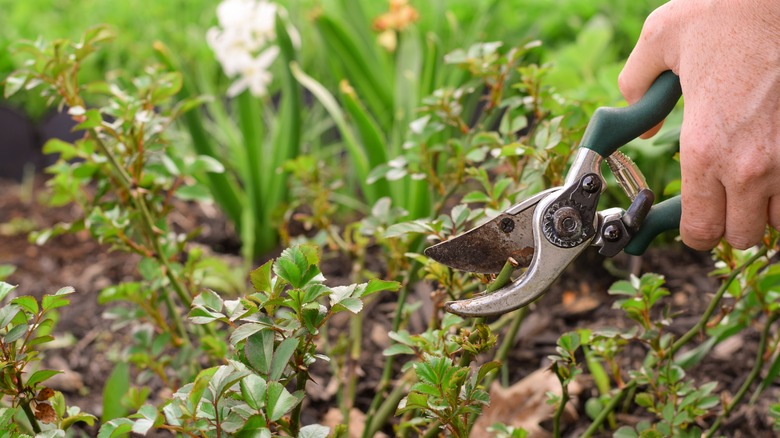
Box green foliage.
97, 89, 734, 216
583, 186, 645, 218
0, 283, 96, 434
397, 355, 496, 437
104, 244, 399, 436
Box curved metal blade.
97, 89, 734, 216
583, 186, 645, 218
424, 189, 554, 274
445, 192, 594, 316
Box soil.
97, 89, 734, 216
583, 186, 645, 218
1, 175, 778, 437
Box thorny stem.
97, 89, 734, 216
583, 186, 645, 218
581, 247, 768, 438
705, 312, 779, 437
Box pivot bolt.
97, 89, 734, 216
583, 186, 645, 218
500, 217, 515, 233
582, 175, 601, 193
603, 224, 622, 241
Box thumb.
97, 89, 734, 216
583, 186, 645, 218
618, 5, 680, 138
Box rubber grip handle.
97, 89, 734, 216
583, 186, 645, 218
623, 195, 681, 255
580, 71, 682, 157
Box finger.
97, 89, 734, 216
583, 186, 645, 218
678, 127, 726, 250
723, 184, 769, 250
771, 196, 780, 231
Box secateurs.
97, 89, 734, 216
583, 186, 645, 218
425, 71, 683, 317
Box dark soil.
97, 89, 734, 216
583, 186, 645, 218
1, 175, 778, 437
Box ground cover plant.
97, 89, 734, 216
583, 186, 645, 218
2, 0, 780, 437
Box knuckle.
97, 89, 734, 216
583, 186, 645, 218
724, 234, 761, 250
681, 219, 723, 250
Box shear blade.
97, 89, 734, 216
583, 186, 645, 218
424, 206, 537, 274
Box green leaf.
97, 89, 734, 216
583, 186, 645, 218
61, 411, 98, 430
26, 369, 62, 387
363, 279, 401, 296
189, 367, 218, 408
102, 362, 130, 422
209, 364, 251, 401
42, 294, 71, 312
193, 289, 223, 312
266, 381, 301, 422
240, 374, 268, 410
250, 261, 274, 294
73, 109, 103, 131
4, 323, 28, 343
0, 281, 16, 301
231, 322, 266, 346
270, 337, 298, 381
245, 329, 274, 374
97, 418, 134, 438
383, 344, 415, 356
175, 184, 212, 202
0, 304, 21, 329
614, 426, 639, 438
11, 296, 38, 315
477, 361, 503, 383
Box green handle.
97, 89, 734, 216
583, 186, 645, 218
580, 71, 682, 157
624, 196, 681, 255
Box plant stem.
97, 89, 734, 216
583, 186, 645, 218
552, 384, 569, 438
289, 370, 308, 436
581, 247, 768, 438
705, 312, 778, 437
20, 401, 41, 434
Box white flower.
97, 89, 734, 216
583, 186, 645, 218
207, 0, 284, 97
226, 46, 280, 97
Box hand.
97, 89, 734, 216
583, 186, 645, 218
619, 0, 780, 250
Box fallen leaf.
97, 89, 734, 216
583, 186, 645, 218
472, 368, 583, 437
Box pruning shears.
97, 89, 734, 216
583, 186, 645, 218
425, 71, 683, 317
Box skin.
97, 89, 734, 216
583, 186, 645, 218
619, 0, 780, 250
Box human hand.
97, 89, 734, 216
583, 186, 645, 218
618, 0, 780, 250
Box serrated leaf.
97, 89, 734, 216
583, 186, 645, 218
232, 323, 266, 346
250, 260, 274, 294
477, 361, 502, 383
270, 337, 298, 381
11, 296, 38, 315
245, 329, 274, 374
266, 381, 300, 422
42, 294, 71, 312
240, 374, 268, 410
